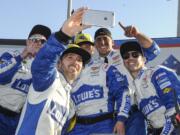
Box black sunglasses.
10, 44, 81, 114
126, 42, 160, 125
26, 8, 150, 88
31, 38, 47, 44
122, 51, 141, 60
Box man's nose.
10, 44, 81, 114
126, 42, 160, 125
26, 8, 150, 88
100, 39, 106, 45
71, 58, 79, 64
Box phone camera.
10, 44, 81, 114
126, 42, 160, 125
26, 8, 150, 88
104, 17, 108, 21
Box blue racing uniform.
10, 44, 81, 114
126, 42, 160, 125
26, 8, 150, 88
99, 41, 160, 135
64, 41, 160, 135
134, 65, 180, 135
15, 33, 72, 135
104, 41, 160, 105
68, 58, 131, 135
0, 51, 33, 135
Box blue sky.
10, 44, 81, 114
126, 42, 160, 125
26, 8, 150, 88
0, 0, 178, 40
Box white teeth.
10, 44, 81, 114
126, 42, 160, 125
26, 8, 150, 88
100, 46, 106, 49
129, 62, 135, 65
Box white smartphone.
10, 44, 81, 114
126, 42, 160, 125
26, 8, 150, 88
82, 9, 115, 28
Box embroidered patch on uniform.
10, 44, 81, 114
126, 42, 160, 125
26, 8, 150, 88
159, 81, 171, 89
90, 66, 100, 76
47, 100, 67, 125
142, 75, 148, 88
155, 72, 167, 80
11, 78, 32, 93
157, 77, 169, 84
140, 96, 161, 116
163, 87, 172, 94
112, 60, 121, 66
102, 63, 108, 71
91, 66, 100, 71
71, 85, 103, 105
112, 55, 120, 61
79, 35, 86, 40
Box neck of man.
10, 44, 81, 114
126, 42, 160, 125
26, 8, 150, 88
65, 73, 76, 84
99, 51, 110, 58
130, 71, 139, 79
58, 69, 75, 84
130, 66, 145, 79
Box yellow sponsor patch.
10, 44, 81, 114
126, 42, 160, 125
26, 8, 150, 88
163, 87, 172, 94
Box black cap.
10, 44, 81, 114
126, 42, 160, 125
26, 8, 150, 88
28, 24, 51, 39
94, 28, 112, 39
120, 41, 144, 57
60, 44, 91, 66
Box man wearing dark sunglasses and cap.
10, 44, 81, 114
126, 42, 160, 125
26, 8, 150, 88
0, 24, 51, 135
120, 41, 180, 135
94, 24, 161, 135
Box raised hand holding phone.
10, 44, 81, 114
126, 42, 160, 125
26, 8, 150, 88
82, 9, 115, 28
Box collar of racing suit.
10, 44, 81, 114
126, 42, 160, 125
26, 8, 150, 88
58, 71, 72, 93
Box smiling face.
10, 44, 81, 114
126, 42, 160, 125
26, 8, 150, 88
27, 34, 47, 55
95, 35, 114, 57
59, 53, 83, 83
122, 51, 145, 77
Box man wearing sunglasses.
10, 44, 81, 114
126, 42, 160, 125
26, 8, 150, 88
120, 41, 180, 135
94, 24, 160, 135
0, 24, 51, 135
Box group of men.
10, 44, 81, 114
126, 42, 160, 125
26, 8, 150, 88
0, 7, 180, 135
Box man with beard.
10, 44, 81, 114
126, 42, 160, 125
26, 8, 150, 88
15, 7, 91, 135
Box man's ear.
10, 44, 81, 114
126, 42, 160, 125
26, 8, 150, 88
112, 39, 114, 45
57, 59, 62, 71
26, 39, 30, 46
112, 39, 115, 48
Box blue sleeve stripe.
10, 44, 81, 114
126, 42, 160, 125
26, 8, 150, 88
31, 34, 66, 91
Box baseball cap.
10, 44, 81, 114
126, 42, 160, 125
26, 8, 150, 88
120, 41, 144, 57
60, 44, 91, 66
94, 28, 112, 39
28, 24, 51, 40
75, 33, 94, 46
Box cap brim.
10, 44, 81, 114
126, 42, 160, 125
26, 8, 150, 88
61, 47, 91, 65
120, 41, 144, 56
78, 41, 94, 46
28, 25, 51, 39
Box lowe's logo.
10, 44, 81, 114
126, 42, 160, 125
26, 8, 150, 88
72, 85, 103, 105
47, 100, 67, 125
141, 97, 160, 116
11, 78, 32, 93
